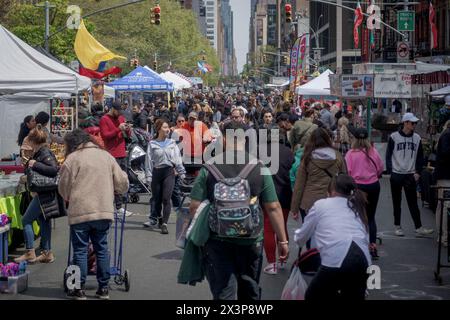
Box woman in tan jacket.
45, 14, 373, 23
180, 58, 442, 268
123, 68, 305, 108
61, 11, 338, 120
290, 128, 347, 224
58, 129, 129, 300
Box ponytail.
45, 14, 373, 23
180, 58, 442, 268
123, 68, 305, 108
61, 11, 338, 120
347, 189, 368, 231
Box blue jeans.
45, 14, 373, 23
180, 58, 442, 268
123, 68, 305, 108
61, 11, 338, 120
22, 196, 51, 251
70, 220, 111, 289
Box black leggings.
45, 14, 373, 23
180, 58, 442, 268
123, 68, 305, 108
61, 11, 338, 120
305, 242, 369, 300
151, 166, 175, 224
358, 182, 381, 244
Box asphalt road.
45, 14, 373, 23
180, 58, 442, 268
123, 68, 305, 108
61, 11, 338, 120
2, 177, 450, 300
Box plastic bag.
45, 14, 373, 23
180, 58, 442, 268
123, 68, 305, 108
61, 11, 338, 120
281, 267, 308, 300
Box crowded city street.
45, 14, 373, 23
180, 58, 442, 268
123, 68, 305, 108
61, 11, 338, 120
0, 0, 450, 303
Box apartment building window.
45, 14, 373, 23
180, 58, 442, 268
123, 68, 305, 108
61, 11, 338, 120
206, 1, 214, 5
207, 30, 214, 34
207, 19, 214, 23
207, 36, 214, 40
207, 13, 214, 17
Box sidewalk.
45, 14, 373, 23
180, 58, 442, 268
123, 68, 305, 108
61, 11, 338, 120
1, 177, 450, 300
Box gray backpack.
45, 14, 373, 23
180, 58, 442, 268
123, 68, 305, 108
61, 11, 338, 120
204, 162, 262, 239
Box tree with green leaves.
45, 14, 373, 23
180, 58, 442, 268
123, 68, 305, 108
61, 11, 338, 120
2, 0, 220, 84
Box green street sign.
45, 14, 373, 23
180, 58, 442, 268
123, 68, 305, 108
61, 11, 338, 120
397, 11, 415, 31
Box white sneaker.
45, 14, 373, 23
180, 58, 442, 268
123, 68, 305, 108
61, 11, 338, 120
263, 263, 277, 275
415, 227, 434, 237
394, 226, 405, 237
117, 208, 134, 217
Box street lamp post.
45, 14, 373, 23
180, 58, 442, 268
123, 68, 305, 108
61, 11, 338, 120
35, 1, 56, 52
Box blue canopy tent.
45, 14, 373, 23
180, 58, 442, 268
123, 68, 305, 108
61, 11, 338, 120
109, 66, 174, 92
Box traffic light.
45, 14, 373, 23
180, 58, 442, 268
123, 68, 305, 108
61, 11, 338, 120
262, 54, 267, 63
151, 5, 161, 25
153, 60, 157, 70
283, 56, 289, 65
285, 3, 292, 23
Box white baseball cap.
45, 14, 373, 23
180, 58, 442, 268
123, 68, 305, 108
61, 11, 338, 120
445, 95, 450, 106
402, 113, 419, 123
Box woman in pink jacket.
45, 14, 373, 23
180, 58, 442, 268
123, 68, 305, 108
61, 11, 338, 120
345, 128, 384, 259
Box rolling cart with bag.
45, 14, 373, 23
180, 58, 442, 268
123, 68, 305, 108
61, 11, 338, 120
432, 186, 450, 285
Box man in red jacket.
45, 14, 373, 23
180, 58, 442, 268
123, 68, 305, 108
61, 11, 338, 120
99, 101, 133, 216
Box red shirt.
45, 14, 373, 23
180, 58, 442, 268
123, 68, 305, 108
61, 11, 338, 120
99, 114, 128, 158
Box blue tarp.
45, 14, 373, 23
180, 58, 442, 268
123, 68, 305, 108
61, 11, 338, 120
109, 66, 174, 92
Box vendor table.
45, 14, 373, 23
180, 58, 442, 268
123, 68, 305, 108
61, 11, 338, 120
0, 165, 24, 174
0, 173, 39, 247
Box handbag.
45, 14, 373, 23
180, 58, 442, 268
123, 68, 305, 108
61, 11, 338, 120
26, 168, 59, 193
295, 248, 321, 275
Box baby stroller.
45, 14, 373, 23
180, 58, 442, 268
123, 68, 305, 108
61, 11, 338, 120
127, 128, 152, 203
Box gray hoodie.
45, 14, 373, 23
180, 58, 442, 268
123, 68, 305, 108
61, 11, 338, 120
145, 138, 186, 182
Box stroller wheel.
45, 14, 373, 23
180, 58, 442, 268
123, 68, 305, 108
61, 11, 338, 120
129, 194, 139, 203
124, 269, 130, 292
63, 268, 69, 293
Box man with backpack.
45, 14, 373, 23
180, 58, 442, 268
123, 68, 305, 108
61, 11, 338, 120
189, 121, 289, 300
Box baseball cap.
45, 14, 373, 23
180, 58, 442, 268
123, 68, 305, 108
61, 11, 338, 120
353, 128, 368, 140
111, 101, 122, 111
445, 95, 450, 106
188, 111, 198, 119
401, 113, 419, 123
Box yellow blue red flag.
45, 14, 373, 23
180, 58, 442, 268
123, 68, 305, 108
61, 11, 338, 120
74, 20, 126, 71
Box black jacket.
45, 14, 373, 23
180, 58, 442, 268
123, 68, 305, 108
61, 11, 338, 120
264, 143, 294, 209
30, 146, 66, 219
435, 128, 450, 180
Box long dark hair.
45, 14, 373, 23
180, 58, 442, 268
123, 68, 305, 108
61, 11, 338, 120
302, 128, 334, 165
154, 119, 169, 139
328, 174, 368, 230
64, 129, 98, 157
17, 115, 34, 146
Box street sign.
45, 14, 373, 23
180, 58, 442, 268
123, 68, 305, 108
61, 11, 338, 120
397, 11, 415, 31
397, 41, 410, 63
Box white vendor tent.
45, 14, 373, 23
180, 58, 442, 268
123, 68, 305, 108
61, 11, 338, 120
159, 71, 192, 90
104, 85, 115, 98
296, 69, 334, 96
0, 24, 91, 95
428, 85, 450, 97
0, 94, 51, 156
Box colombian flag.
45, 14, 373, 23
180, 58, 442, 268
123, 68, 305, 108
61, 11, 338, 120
74, 20, 126, 71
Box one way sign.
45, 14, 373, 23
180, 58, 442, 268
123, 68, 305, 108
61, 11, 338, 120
397, 11, 415, 32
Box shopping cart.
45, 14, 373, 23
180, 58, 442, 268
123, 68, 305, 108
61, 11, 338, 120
63, 198, 130, 293
432, 186, 450, 285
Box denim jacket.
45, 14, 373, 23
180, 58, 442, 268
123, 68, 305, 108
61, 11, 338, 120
145, 138, 186, 182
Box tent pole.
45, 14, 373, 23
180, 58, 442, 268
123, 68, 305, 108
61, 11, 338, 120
75, 93, 79, 128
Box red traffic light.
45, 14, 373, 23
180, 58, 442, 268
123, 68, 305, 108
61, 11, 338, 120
285, 3, 292, 23
153, 5, 161, 14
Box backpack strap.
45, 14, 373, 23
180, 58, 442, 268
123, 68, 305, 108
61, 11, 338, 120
204, 163, 226, 182
238, 161, 259, 180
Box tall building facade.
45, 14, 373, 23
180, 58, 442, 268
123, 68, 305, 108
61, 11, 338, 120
309, 0, 361, 74
182, 0, 237, 76
370, 0, 450, 64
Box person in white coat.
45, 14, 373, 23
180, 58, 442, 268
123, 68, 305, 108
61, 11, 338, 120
294, 174, 371, 300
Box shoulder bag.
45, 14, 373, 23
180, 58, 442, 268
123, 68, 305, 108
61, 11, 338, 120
26, 168, 59, 193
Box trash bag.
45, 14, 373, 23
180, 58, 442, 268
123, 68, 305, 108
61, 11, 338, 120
281, 267, 308, 300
